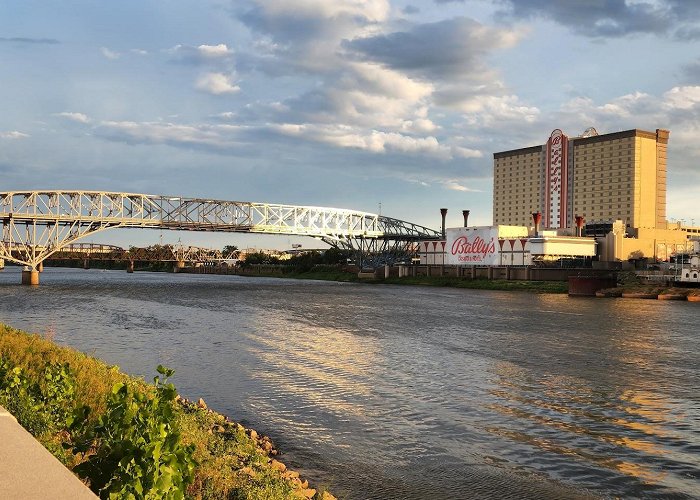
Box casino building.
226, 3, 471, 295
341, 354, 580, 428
493, 127, 669, 231
489, 127, 700, 262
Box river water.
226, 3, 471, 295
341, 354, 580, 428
0, 267, 698, 499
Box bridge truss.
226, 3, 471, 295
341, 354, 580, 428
0, 191, 440, 271
46, 243, 237, 265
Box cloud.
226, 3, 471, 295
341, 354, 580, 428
0, 37, 59, 45
494, 0, 700, 39
195, 72, 240, 95
54, 112, 91, 123
271, 123, 481, 160
0, 131, 30, 139
237, 0, 390, 74
343, 17, 521, 79
130, 48, 149, 55
168, 43, 234, 64
443, 181, 479, 192
95, 120, 246, 151
100, 47, 120, 59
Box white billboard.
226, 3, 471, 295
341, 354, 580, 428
446, 227, 499, 266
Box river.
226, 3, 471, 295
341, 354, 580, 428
0, 267, 698, 499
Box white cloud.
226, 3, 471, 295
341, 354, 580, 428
197, 44, 232, 58
54, 112, 91, 123
271, 123, 480, 160
100, 47, 120, 59
0, 131, 29, 139
195, 72, 240, 95
96, 120, 245, 149
130, 48, 148, 55
459, 94, 540, 127
443, 181, 479, 192
662, 86, 700, 110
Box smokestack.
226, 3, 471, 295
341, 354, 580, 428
462, 210, 470, 228
440, 208, 448, 239
575, 215, 585, 237
532, 211, 542, 237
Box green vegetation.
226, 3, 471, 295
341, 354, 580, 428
379, 276, 569, 293
239, 265, 568, 293
0, 324, 333, 500
67, 365, 197, 499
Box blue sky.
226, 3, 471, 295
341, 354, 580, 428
2, 0, 700, 249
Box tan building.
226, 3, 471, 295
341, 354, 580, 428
493, 128, 669, 230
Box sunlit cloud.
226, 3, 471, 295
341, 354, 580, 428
195, 72, 240, 95
0, 131, 30, 139
54, 112, 91, 123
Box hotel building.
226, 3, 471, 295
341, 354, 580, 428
492, 128, 669, 230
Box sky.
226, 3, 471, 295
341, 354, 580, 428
1, 0, 700, 249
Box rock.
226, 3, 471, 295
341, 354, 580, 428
261, 441, 273, 452
270, 449, 279, 456
283, 470, 300, 480
197, 398, 207, 409
249, 429, 258, 440
213, 424, 225, 433
270, 459, 286, 472
321, 492, 337, 500
300, 479, 308, 489
301, 488, 316, 498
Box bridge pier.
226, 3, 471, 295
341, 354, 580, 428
126, 261, 134, 273
173, 260, 185, 273
37, 262, 44, 273
0, 258, 4, 271
83, 258, 89, 270
21, 267, 39, 285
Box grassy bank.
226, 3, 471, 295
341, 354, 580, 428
237, 266, 568, 293
0, 324, 334, 500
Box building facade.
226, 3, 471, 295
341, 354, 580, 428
493, 128, 669, 230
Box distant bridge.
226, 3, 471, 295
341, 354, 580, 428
0, 191, 440, 279
47, 243, 237, 265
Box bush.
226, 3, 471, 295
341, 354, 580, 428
67, 365, 197, 499
0, 358, 76, 437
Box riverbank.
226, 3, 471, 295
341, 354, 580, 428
0, 323, 335, 500
214, 266, 570, 293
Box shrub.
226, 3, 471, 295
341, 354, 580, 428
67, 365, 197, 499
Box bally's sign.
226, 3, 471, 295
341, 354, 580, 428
546, 129, 568, 228
446, 227, 499, 266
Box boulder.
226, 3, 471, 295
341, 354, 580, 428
270, 459, 286, 472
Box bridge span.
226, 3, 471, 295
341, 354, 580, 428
0, 190, 441, 283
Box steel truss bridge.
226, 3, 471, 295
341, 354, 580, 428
45, 243, 238, 266
1, 191, 440, 274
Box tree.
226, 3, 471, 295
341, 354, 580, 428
222, 245, 239, 258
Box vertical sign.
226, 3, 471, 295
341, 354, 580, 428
545, 129, 568, 228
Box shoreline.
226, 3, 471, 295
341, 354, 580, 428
0, 323, 335, 499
